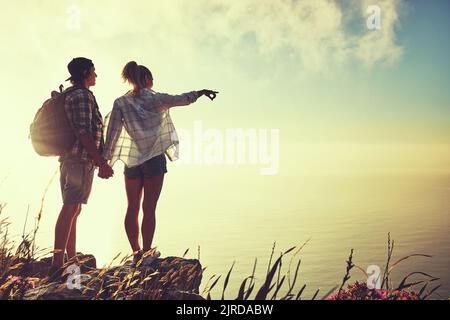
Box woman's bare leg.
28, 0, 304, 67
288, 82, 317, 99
142, 174, 164, 251
125, 176, 144, 253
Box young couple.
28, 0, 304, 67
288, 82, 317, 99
51, 57, 218, 273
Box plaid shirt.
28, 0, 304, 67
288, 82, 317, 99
59, 87, 104, 162
103, 89, 200, 167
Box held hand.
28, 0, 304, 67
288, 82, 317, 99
199, 89, 219, 101
98, 163, 114, 179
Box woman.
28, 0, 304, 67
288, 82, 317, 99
103, 61, 218, 266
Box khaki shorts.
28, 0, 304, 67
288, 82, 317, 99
60, 157, 95, 204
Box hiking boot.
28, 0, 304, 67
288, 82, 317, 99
131, 250, 143, 267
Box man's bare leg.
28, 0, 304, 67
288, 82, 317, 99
66, 205, 82, 261
52, 204, 81, 268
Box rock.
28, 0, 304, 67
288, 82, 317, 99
11, 253, 96, 278
23, 283, 88, 300
9, 254, 204, 300
40, 253, 97, 273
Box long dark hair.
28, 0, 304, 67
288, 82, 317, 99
122, 61, 153, 95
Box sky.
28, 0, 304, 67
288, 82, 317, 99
0, 0, 449, 264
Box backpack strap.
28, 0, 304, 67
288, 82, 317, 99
61, 85, 91, 99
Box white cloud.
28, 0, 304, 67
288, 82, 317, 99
1, 0, 405, 74
173, 0, 405, 72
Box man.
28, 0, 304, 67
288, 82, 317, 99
51, 57, 114, 273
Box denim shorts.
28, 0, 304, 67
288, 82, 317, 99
60, 157, 95, 205
124, 153, 167, 179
